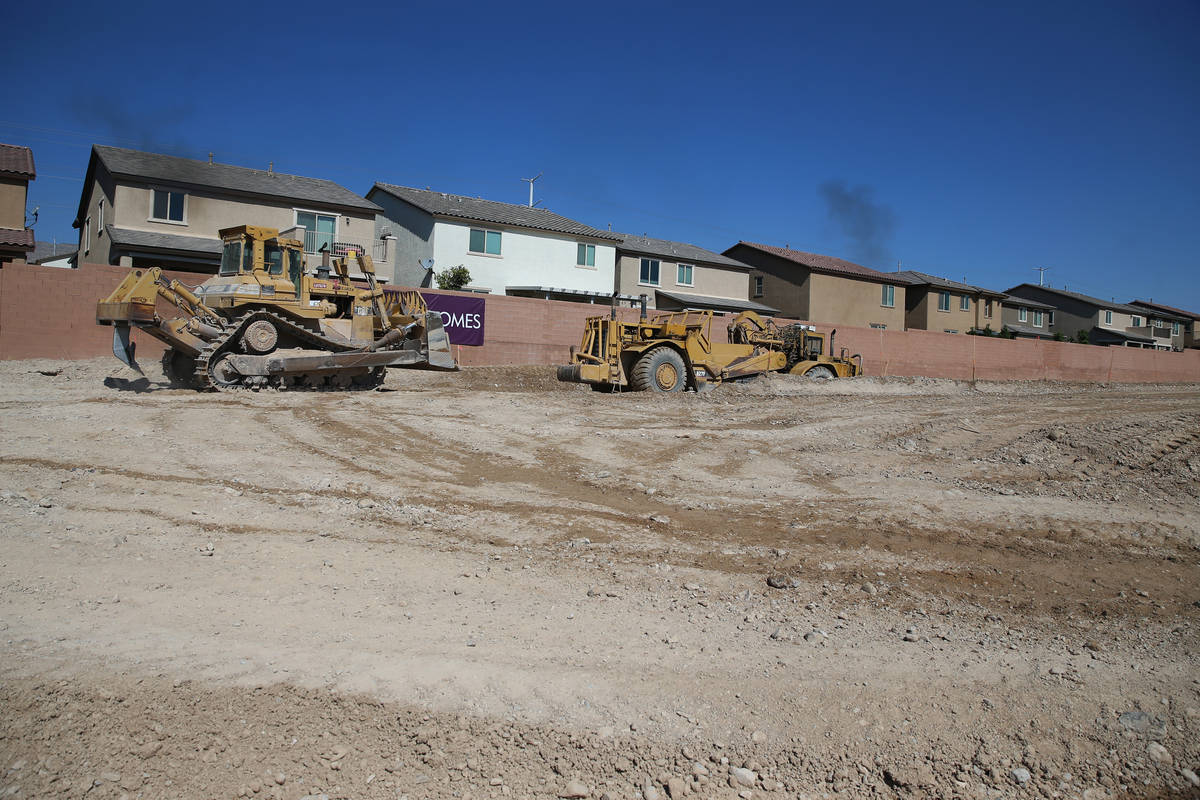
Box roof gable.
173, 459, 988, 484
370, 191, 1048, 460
727, 242, 895, 283
893, 269, 1006, 298
76, 146, 379, 225
1005, 283, 1143, 315
371, 183, 620, 241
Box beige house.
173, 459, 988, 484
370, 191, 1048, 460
73, 146, 389, 279
893, 270, 1006, 334
999, 294, 1057, 338
1004, 283, 1166, 349
0, 143, 36, 264
615, 234, 776, 313
722, 242, 906, 329
1127, 300, 1196, 350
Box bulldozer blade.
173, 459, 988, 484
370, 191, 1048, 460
112, 324, 143, 374
423, 311, 458, 371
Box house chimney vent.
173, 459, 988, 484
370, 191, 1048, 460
208, 152, 213, 165
268, 161, 274, 175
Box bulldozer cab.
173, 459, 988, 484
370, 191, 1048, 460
218, 225, 305, 293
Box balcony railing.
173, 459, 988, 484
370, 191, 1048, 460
301, 230, 383, 261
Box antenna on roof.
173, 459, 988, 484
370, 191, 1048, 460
208, 152, 214, 165
521, 172, 543, 207
268, 161, 274, 175
1034, 266, 1050, 286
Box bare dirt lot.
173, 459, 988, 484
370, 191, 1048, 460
1, 359, 1197, 800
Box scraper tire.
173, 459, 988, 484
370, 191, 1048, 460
631, 347, 686, 393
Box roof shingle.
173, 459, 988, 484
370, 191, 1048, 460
371, 183, 620, 241
616, 234, 750, 270
0, 227, 35, 249
106, 225, 223, 255
893, 269, 1006, 298
1127, 299, 1196, 322
90, 146, 379, 213
1005, 283, 1144, 315
727, 242, 895, 283
0, 143, 35, 178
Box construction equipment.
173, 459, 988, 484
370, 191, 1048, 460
556, 301, 861, 392
96, 224, 456, 390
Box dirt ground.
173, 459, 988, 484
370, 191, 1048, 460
0, 359, 1197, 800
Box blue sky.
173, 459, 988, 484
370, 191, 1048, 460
5, 0, 1198, 308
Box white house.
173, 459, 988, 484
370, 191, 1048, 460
367, 183, 624, 302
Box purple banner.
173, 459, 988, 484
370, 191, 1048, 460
421, 292, 486, 346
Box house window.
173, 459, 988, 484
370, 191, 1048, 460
83, 215, 91, 254
1173, 322, 1181, 335
869, 322, 887, 330
960, 294, 970, 311
1130, 315, 1142, 327
1034, 310, 1043, 327
576, 243, 595, 267
881, 284, 895, 307
1153, 318, 1163, 328
937, 291, 951, 312
97, 198, 104, 234
1104, 310, 1112, 325
151, 189, 185, 222
1047, 311, 1054, 326
753, 276, 763, 297
469, 228, 502, 256
296, 210, 336, 254
944, 329, 958, 334
639, 258, 660, 286
676, 263, 694, 286
984, 299, 993, 318
1018, 307, 1028, 322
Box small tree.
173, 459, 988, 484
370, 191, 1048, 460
435, 265, 472, 291
982, 324, 994, 337
1074, 329, 1089, 345
1052, 331, 1066, 342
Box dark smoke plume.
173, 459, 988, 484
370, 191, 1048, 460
71, 94, 195, 156
818, 180, 895, 267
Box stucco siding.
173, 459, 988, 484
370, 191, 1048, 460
430, 220, 615, 295
370, 192, 435, 287
808, 272, 906, 329
0, 177, 26, 230
616, 254, 748, 307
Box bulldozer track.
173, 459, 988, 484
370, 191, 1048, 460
192, 310, 384, 392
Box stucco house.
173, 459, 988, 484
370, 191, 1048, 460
367, 183, 623, 301
0, 143, 36, 264
892, 270, 1005, 334
1126, 300, 1197, 350
722, 242, 906, 329
1004, 283, 1165, 348
72, 146, 385, 278
999, 294, 1058, 339
614, 233, 776, 314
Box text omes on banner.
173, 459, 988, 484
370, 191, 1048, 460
420, 293, 486, 346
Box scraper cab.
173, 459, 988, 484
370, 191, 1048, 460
96, 224, 457, 390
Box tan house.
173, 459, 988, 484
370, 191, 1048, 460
893, 270, 1005, 334
73, 146, 388, 278
999, 294, 1057, 338
1004, 283, 1165, 348
0, 143, 36, 264
615, 234, 776, 314
722, 242, 906, 329
1127, 300, 1197, 350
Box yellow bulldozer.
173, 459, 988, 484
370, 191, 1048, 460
96, 224, 456, 390
556, 303, 861, 392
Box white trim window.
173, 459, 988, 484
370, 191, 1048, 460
753, 276, 763, 297
1019, 307, 1028, 322
881, 284, 895, 308
469, 228, 502, 256
296, 210, 337, 254
1153, 318, 1163, 329
959, 294, 970, 311
1104, 310, 1113, 325
1047, 311, 1054, 326
1033, 310, 1043, 327
97, 198, 104, 235
639, 258, 660, 286
938, 291, 951, 312
83, 215, 91, 254
676, 263, 693, 286
576, 243, 595, 267
1172, 322, 1181, 336
150, 189, 185, 223
1131, 315, 1142, 327
984, 299, 993, 318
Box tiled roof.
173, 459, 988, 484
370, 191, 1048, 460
1001, 293, 1056, 311
655, 289, 779, 314
88, 146, 380, 214
893, 269, 1006, 298
31, 241, 77, 262
372, 183, 620, 241
1005, 283, 1143, 314
1127, 299, 1196, 322
0, 227, 35, 249
106, 225, 223, 255
0, 143, 35, 178
728, 242, 895, 283
616, 233, 750, 270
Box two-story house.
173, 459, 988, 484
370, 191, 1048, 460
892, 270, 1005, 334
1004, 283, 1160, 348
1125, 300, 1193, 351
73, 146, 385, 278
0, 143, 36, 265
999, 294, 1058, 338
367, 183, 622, 301
614, 234, 776, 314
722, 242, 907, 329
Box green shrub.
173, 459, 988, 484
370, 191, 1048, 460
435, 265, 472, 291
